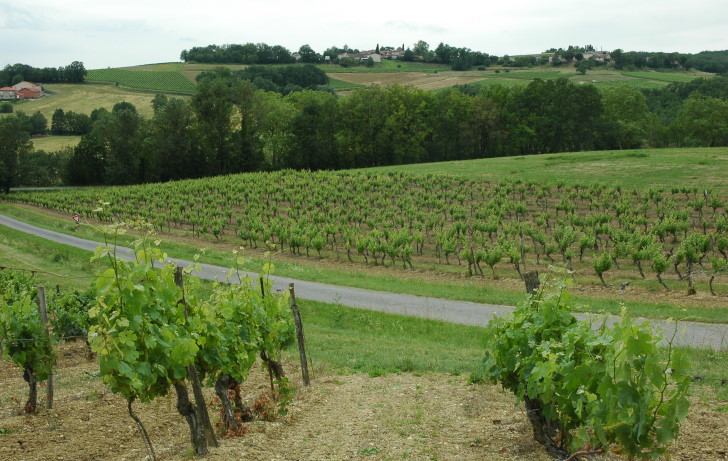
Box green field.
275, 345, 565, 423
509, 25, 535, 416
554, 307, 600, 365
14, 83, 164, 119
621, 71, 707, 83
86, 68, 197, 94
31, 135, 82, 152
365, 147, 728, 194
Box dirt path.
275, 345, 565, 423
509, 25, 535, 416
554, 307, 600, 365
1, 341, 727, 460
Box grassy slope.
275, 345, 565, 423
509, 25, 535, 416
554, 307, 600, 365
14, 83, 162, 119
364, 147, 728, 194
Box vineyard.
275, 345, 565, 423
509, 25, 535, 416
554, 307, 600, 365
8, 170, 728, 301
0, 239, 300, 458
86, 69, 197, 94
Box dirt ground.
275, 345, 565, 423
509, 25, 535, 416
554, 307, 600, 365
1, 341, 727, 461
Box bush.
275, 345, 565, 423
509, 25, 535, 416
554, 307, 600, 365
0, 102, 13, 113
482, 277, 691, 459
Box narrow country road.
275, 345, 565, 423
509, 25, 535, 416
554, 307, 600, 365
1, 213, 726, 350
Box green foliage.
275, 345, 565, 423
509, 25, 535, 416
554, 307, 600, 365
86, 69, 197, 94
88, 236, 197, 401
49, 288, 94, 340
482, 278, 691, 458
0, 270, 56, 412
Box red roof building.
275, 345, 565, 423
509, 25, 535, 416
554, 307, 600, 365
16, 87, 41, 99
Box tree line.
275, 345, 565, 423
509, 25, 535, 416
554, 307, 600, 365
180, 41, 728, 73
1, 74, 727, 191
0, 61, 87, 86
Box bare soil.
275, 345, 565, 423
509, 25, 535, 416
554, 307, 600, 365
1, 341, 727, 461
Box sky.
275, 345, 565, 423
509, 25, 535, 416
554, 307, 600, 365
2, 0, 727, 69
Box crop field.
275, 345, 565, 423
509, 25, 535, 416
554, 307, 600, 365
74, 61, 715, 95
86, 68, 197, 94
8, 151, 728, 320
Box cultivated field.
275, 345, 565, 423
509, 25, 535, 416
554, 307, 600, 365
79, 61, 714, 95
4, 147, 728, 323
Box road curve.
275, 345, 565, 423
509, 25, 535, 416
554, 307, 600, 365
1, 213, 726, 350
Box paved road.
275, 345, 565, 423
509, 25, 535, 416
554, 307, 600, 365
2, 213, 727, 350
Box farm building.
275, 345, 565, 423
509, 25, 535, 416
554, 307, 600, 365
338, 51, 382, 63
16, 87, 41, 99
12, 81, 42, 92
0, 86, 16, 100
10, 81, 43, 99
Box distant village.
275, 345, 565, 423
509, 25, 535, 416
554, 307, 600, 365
292, 47, 406, 63
0, 81, 43, 100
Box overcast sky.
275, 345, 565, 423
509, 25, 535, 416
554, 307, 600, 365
3, 0, 727, 69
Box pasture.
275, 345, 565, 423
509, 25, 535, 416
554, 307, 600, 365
365, 147, 728, 194
14, 83, 163, 119
31, 135, 82, 152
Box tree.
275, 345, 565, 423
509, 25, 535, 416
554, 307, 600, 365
192, 78, 235, 176
64, 61, 87, 82
29, 111, 47, 136
413, 40, 430, 57
64, 131, 107, 185
298, 44, 320, 63
601, 86, 653, 149
0, 115, 33, 193
51, 108, 67, 135
146, 97, 200, 181
673, 93, 728, 147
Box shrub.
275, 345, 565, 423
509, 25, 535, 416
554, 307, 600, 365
482, 277, 691, 459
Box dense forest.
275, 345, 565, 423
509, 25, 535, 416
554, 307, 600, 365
0, 61, 87, 86
2, 72, 727, 191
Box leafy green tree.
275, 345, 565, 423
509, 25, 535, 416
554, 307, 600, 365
146, 97, 200, 181
64, 131, 107, 185
298, 44, 321, 63
600, 86, 654, 149
192, 78, 235, 176
673, 93, 728, 147
286, 90, 339, 169
29, 111, 47, 135
0, 115, 33, 193
51, 108, 68, 134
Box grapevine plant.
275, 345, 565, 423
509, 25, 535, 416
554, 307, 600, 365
482, 276, 691, 459
0, 271, 55, 413
88, 224, 296, 455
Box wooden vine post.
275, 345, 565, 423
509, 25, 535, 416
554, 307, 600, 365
174, 267, 218, 450
524, 271, 540, 295
37, 286, 54, 410
288, 283, 310, 386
